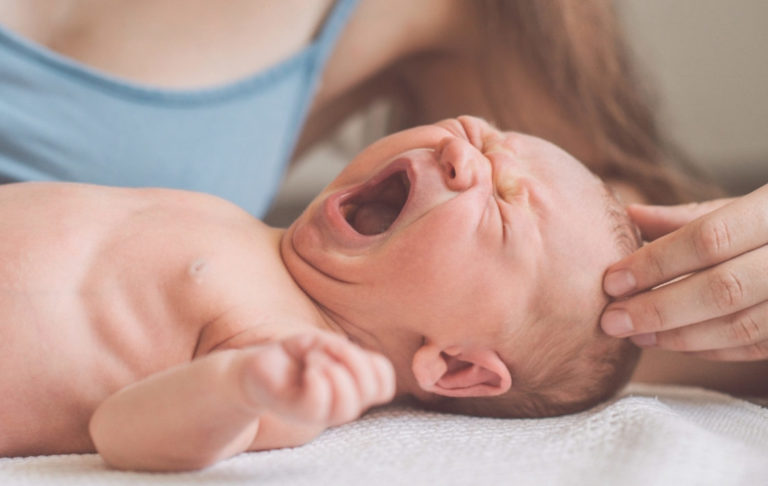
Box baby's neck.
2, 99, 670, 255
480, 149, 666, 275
270, 227, 354, 337
276, 227, 416, 399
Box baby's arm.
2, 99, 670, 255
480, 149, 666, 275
89, 333, 395, 471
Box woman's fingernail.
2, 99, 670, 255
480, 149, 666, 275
630, 333, 656, 347
601, 309, 634, 336
604, 269, 637, 296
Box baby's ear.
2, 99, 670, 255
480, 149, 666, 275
411, 342, 511, 398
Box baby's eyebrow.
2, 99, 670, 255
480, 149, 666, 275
601, 183, 642, 257
484, 141, 515, 157
457, 116, 500, 151
437, 118, 472, 142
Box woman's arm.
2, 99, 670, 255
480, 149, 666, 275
90, 333, 394, 471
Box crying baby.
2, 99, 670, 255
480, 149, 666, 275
0, 116, 640, 471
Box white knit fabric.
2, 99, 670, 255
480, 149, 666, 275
1, 384, 766, 485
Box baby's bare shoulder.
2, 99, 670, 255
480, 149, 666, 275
138, 193, 324, 358
0, 181, 289, 344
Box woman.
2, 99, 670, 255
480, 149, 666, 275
1, 0, 765, 389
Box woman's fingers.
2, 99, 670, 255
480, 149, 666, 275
602, 244, 768, 337
687, 341, 768, 361
604, 185, 768, 297
635, 300, 768, 352
627, 198, 734, 241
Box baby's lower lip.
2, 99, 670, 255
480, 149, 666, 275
321, 192, 369, 246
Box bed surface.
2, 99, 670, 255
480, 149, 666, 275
1, 384, 766, 485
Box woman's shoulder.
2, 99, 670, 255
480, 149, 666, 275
316, 0, 470, 103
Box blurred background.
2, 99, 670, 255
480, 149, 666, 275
266, 0, 768, 225
621, 0, 768, 195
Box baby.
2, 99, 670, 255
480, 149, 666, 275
0, 116, 640, 471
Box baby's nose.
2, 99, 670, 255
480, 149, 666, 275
435, 137, 485, 192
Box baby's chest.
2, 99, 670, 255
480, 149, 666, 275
0, 270, 197, 454
0, 261, 199, 377
0, 265, 196, 440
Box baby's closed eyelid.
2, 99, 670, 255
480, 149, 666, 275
494, 168, 534, 212
493, 163, 516, 197
496, 176, 523, 203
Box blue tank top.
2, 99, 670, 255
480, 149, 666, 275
0, 0, 359, 217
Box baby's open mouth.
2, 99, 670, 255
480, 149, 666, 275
340, 170, 411, 236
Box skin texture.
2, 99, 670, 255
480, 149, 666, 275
0, 117, 626, 471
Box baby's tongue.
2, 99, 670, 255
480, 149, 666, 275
352, 202, 399, 235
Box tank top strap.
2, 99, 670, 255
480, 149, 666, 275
277, 0, 361, 166
312, 0, 361, 68
0, 0, 363, 217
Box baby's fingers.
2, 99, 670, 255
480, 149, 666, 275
296, 333, 394, 406
316, 338, 379, 401
257, 333, 395, 424
305, 350, 361, 426
328, 345, 396, 407
370, 353, 396, 404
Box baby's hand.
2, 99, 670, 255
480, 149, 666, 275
237, 333, 395, 427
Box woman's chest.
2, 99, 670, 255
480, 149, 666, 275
0, 0, 336, 88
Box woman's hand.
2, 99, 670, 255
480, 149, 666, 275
601, 184, 768, 361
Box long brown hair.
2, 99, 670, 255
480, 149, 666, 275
493, 0, 725, 203
389, 0, 720, 204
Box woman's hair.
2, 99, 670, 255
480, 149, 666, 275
393, 0, 722, 204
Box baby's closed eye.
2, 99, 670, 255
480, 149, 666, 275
494, 167, 529, 205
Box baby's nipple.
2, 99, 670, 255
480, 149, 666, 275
187, 258, 208, 284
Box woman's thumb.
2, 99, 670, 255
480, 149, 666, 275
627, 198, 734, 241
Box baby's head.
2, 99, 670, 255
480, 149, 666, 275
281, 116, 640, 418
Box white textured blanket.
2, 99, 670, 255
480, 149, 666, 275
1, 384, 766, 485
